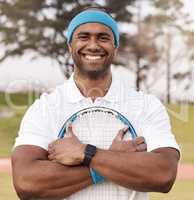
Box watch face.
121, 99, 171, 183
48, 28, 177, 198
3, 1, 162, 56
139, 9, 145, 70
83, 144, 97, 167
86, 144, 97, 156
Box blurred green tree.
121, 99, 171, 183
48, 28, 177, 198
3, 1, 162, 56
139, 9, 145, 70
118, 1, 160, 91
144, 0, 194, 102
0, 0, 135, 77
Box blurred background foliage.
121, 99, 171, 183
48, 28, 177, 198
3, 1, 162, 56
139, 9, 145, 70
0, 0, 194, 102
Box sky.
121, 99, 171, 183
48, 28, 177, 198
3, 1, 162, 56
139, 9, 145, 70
0, 0, 193, 93
184, 0, 194, 17
0, 55, 64, 92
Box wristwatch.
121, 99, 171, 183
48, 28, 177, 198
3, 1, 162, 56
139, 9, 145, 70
83, 144, 97, 167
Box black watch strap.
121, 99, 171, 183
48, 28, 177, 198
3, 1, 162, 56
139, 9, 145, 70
83, 144, 97, 167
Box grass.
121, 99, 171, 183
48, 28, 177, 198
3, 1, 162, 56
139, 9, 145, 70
0, 92, 39, 107
0, 173, 18, 200
166, 103, 194, 143
0, 111, 24, 156
166, 103, 194, 163
0, 92, 39, 157
0, 173, 193, 200
150, 180, 194, 200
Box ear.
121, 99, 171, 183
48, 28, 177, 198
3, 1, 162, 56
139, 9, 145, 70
114, 48, 118, 57
68, 43, 72, 54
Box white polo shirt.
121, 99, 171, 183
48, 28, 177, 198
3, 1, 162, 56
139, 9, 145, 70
14, 72, 179, 200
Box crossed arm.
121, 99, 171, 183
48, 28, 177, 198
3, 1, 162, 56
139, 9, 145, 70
12, 126, 180, 199
90, 147, 179, 192
12, 145, 92, 200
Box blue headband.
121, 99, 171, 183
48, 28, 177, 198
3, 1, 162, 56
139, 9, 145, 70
67, 10, 119, 47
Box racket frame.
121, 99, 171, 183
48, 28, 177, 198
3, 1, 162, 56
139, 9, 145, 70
58, 106, 137, 139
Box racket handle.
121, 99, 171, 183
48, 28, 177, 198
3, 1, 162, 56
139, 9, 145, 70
90, 168, 105, 184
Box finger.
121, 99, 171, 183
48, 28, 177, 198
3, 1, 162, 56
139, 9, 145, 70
48, 143, 55, 153
48, 153, 55, 160
48, 144, 52, 151
65, 121, 72, 133
48, 146, 55, 154
50, 159, 57, 163
136, 143, 147, 152
115, 127, 128, 141
48, 142, 54, 149
48, 138, 60, 148
48, 154, 52, 160
66, 123, 73, 137
68, 123, 73, 133
134, 136, 145, 145
123, 126, 129, 133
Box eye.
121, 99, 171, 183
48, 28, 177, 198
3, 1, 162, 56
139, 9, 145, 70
77, 34, 89, 41
99, 35, 111, 42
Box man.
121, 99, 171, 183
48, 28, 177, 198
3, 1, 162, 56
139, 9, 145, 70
12, 7, 180, 200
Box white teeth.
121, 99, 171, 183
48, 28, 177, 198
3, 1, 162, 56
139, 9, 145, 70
85, 55, 102, 60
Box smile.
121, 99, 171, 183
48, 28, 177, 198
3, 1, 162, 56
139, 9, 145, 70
81, 53, 105, 61
85, 55, 102, 60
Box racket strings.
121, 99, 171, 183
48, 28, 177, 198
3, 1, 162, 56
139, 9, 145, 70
72, 110, 130, 149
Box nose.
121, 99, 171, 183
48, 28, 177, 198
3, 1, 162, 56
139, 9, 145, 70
86, 37, 101, 52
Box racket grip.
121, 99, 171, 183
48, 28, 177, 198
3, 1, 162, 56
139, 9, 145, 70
90, 168, 105, 184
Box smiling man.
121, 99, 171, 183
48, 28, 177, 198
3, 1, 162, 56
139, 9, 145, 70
12, 6, 180, 200
70, 23, 115, 76
69, 22, 116, 101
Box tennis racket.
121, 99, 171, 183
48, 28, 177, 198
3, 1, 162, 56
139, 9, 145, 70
58, 106, 137, 148
58, 106, 137, 200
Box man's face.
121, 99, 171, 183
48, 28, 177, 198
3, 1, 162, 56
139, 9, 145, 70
68, 23, 117, 78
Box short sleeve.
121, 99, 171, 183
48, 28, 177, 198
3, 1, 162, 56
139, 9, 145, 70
139, 95, 180, 152
14, 93, 57, 151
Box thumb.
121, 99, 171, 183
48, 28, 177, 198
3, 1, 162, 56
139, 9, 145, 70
115, 127, 128, 141
66, 122, 73, 137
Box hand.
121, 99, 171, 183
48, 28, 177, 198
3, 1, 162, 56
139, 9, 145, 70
48, 124, 86, 166
109, 127, 147, 152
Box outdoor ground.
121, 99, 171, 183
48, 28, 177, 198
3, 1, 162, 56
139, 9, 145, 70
0, 92, 194, 199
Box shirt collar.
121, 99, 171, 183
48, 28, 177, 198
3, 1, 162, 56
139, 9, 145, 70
66, 72, 120, 103
66, 74, 85, 103
102, 71, 120, 103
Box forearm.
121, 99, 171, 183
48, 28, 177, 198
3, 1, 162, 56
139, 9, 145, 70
14, 160, 92, 199
12, 146, 93, 199
90, 148, 179, 192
